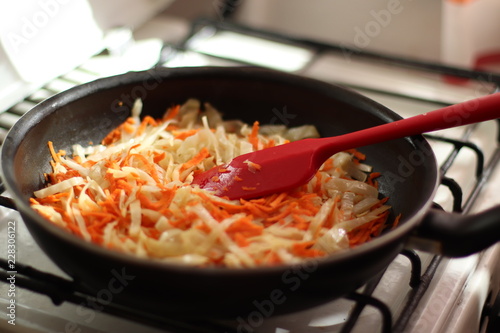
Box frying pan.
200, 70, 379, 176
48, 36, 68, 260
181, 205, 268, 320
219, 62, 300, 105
1, 66, 499, 319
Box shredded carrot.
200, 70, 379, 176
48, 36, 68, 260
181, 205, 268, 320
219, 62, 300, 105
137, 116, 158, 135
314, 172, 323, 195
264, 139, 276, 149
123, 153, 161, 184
268, 192, 288, 208
291, 241, 325, 258
242, 186, 257, 191
101, 118, 137, 144
179, 147, 211, 173
264, 251, 283, 265
246, 161, 262, 172
346, 148, 366, 161
321, 158, 334, 171
248, 121, 260, 150
372, 197, 390, 209
47, 141, 61, 164
163, 104, 180, 121
348, 211, 390, 247
195, 223, 212, 234
367, 172, 381, 188
153, 151, 166, 164
226, 217, 263, 239
173, 129, 200, 140
234, 233, 250, 247
31, 99, 393, 268
392, 213, 402, 230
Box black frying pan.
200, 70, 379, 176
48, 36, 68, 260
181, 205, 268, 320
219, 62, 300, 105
1, 67, 499, 319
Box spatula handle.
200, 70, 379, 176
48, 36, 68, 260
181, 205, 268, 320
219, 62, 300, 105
325, 92, 500, 155
387, 92, 500, 134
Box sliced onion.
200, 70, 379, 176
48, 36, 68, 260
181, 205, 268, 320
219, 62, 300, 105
34, 177, 85, 198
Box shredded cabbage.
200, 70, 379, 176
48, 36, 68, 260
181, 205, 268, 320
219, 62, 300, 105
30, 99, 393, 268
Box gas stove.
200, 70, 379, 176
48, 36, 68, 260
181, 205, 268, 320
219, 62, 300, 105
0, 13, 499, 333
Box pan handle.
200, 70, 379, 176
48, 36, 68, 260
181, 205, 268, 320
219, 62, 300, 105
408, 206, 500, 257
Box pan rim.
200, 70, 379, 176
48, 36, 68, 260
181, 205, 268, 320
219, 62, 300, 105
0, 66, 440, 276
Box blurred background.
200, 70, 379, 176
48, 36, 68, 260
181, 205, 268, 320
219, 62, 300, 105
1, 0, 500, 113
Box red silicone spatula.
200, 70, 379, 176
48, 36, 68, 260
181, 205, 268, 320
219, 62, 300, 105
192, 92, 500, 200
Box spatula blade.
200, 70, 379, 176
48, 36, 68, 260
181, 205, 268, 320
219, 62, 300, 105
192, 140, 320, 200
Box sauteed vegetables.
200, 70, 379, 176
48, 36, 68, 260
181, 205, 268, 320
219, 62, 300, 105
30, 99, 394, 268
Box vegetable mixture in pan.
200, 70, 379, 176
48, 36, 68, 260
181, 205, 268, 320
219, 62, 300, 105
30, 99, 396, 268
